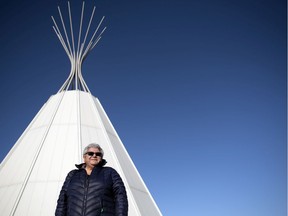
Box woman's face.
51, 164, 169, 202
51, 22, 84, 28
83, 147, 102, 169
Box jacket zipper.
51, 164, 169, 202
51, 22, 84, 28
82, 175, 90, 215
101, 199, 104, 214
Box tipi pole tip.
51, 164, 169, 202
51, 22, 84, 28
52, 0, 107, 92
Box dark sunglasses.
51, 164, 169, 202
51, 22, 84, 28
85, 152, 102, 157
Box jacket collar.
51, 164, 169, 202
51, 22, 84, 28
75, 159, 107, 169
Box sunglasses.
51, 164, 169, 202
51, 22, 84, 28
85, 152, 102, 157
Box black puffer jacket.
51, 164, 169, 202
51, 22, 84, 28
55, 160, 128, 216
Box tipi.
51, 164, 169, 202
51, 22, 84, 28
0, 2, 162, 215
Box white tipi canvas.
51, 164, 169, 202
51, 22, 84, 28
0, 2, 162, 216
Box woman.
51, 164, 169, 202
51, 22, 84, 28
55, 143, 128, 216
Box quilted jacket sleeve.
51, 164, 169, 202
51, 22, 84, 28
55, 170, 77, 216
111, 168, 128, 216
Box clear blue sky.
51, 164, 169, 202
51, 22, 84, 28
0, 0, 286, 215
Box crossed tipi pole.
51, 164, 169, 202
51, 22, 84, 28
0, 1, 162, 215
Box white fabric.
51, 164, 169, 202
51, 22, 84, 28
0, 90, 162, 216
